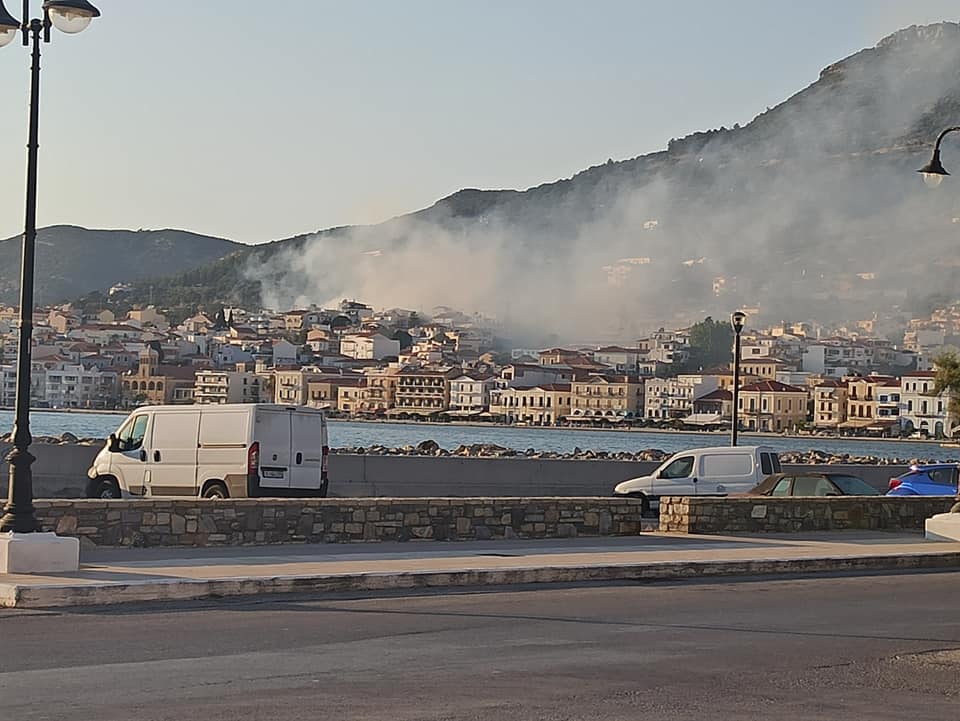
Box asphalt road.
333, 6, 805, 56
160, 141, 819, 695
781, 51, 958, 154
2, 572, 960, 721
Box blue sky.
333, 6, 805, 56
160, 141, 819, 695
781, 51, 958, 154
0, 0, 956, 244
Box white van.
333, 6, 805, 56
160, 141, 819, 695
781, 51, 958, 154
86, 404, 330, 499
613, 445, 781, 513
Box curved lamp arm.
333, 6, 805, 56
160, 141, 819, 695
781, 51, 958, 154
919, 126, 960, 187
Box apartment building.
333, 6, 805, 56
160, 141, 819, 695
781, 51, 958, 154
570, 375, 643, 420
193, 370, 261, 405
844, 376, 901, 431
644, 374, 719, 420
489, 384, 572, 425
812, 378, 848, 429
390, 368, 457, 417
339, 332, 400, 360
737, 380, 808, 432
449, 374, 496, 416
274, 369, 327, 405
42, 364, 117, 408
900, 371, 950, 437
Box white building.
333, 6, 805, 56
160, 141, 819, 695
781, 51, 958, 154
900, 371, 951, 437
272, 339, 298, 367
644, 374, 719, 419
0, 364, 15, 407
193, 370, 261, 405
449, 374, 496, 415
212, 343, 254, 369
339, 332, 400, 361
42, 364, 117, 408
592, 346, 640, 373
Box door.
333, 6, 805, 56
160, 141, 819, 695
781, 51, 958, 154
146, 410, 200, 496
290, 410, 325, 490
653, 454, 697, 496
110, 413, 150, 494
255, 409, 292, 490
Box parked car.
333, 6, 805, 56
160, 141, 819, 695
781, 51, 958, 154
748, 472, 880, 497
886, 463, 959, 496
613, 445, 782, 515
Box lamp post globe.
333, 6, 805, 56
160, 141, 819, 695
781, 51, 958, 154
43, 0, 99, 34
0, 1, 19, 47
731, 311, 747, 334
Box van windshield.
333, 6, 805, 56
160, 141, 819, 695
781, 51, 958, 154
116, 415, 148, 452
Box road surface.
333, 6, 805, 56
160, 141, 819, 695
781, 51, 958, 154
2, 571, 959, 720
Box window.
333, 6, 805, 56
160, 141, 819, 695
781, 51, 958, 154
760, 453, 773, 475
771, 478, 792, 496
701, 454, 752, 476
660, 456, 694, 479
793, 476, 836, 496
830, 476, 879, 495
116, 414, 148, 452
927, 468, 957, 486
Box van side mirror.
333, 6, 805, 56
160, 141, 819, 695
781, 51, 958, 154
108, 433, 120, 453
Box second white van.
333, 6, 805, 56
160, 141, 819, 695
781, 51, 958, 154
613, 445, 781, 514
86, 404, 329, 499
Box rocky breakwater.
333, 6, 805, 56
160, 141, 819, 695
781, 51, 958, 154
0, 432, 103, 446
333, 441, 944, 466
778, 450, 942, 466
331, 440, 669, 462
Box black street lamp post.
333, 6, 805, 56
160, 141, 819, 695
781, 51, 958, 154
918, 128, 960, 520
730, 311, 746, 446
0, 0, 100, 534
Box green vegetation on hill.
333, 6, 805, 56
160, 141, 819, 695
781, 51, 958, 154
0, 226, 241, 306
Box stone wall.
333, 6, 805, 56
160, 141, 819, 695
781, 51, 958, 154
658, 496, 958, 534
34, 497, 645, 548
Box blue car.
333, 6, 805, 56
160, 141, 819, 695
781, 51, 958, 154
886, 463, 959, 496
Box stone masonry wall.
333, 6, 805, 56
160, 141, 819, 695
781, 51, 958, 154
34, 497, 645, 548
658, 496, 958, 534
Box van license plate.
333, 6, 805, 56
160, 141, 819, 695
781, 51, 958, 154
261, 468, 286, 479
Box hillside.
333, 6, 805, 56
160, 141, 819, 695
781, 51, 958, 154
100, 23, 960, 340
0, 226, 241, 306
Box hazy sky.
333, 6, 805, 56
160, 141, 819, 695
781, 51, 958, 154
0, 0, 956, 245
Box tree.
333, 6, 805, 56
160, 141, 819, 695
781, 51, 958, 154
933, 350, 960, 432
686, 317, 735, 370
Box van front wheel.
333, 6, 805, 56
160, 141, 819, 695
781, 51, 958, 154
627, 492, 652, 517
201, 481, 229, 500
90, 477, 121, 500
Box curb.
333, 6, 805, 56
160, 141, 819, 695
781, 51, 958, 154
3, 552, 960, 609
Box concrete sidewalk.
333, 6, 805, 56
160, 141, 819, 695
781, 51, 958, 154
2, 532, 960, 609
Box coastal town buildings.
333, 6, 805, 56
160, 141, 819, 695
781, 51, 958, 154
6, 293, 960, 439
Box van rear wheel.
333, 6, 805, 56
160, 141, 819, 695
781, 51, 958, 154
201, 481, 229, 500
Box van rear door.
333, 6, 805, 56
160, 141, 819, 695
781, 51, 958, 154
290, 409, 326, 491
147, 410, 200, 496
255, 407, 292, 491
